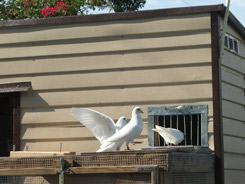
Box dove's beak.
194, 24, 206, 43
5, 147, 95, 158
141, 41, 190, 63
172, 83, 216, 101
126, 119, 130, 123
152, 128, 158, 132
140, 109, 144, 113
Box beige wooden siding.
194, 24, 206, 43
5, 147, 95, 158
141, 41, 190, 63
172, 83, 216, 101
0, 13, 213, 154
221, 18, 245, 183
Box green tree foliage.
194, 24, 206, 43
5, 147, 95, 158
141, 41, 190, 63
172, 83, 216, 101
110, 0, 146, 12
89, 0, 146, 12
0, 0, 146, 20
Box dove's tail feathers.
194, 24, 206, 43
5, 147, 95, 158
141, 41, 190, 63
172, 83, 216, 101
97, 142, 121, 152
98, 141, 114, 152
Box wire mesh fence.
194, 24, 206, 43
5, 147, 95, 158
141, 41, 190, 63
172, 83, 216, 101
65, 173, 152, 184
0, 149, 214, 184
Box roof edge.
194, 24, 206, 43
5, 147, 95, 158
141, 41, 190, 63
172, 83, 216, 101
0, 4, 224, 28
226, 10, 245, 40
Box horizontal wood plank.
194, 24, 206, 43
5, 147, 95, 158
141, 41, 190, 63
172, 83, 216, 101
223, 135, 245, 154
10, 151, 76, 157
0, 47, 212, 77
220, 17, 245, 42
222, 82, 245, 105
223, 118, 245, 138
222, 100, 245, 122
20, 101, 214, 124
224, 153, 245, 170
21, 137, 148, 153
221, 51, 245, 74
0, 66, 212, 91
21, 123, 148, 140
20, 83, 212, 108
0, 14, 210, 45
221, 66, 245, 89
224, 170, 245, 184
69, 166, 148, 174
0, 32, 211, 59
0, 168, 57, 176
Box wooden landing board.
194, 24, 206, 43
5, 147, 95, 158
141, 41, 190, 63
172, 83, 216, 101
0, 166, 158, 176
10, 151, 76, 157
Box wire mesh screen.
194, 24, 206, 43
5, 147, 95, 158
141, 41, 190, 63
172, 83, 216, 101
169, 152, 215, 184
171, 172, 215, 184
76, 152, 169, 169
0, 156, 73, 169
0, 149, 214, 184
155, 114, 201, 146
0, 176, 58, 184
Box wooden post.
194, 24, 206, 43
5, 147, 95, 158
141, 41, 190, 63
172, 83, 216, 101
12, 92, 20, 151
56, 158, 70, 184
211, 12, 225, 184
59, 172, 64, 184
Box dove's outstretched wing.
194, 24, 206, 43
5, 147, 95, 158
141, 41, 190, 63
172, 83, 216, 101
71, 108, 116, 144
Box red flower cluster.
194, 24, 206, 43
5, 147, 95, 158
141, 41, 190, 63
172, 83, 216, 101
24, 0, 35, 6
41, 7, 56, 17
41, 0, 68, 18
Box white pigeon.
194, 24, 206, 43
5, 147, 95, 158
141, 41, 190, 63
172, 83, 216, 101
70, 108, 127, 151
152, 125, 184, 146
97, 107, 144, 152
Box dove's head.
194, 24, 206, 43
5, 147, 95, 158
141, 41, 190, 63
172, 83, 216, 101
133, 107, 144, 114
116, 116, 128, 128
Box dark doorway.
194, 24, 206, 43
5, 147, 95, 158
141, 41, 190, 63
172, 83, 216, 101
0, 94, 13, 157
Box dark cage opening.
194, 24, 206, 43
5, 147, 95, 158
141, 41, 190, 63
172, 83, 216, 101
154, 114, 202, 146
148, 105, 208, 147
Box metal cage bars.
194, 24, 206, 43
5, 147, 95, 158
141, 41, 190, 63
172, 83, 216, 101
154, 114, 201, 146
148, 105, 208, 147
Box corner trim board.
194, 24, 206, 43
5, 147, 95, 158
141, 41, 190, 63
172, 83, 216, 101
211, 12, 224, 184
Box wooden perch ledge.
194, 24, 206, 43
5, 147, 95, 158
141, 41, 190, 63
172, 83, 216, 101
10, 151, 76, 157
0, 82, 31, 93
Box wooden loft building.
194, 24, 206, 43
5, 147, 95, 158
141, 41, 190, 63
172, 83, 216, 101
0, 4, 244, 184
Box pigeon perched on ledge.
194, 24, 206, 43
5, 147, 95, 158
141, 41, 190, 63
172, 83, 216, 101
152, 125, 184, 146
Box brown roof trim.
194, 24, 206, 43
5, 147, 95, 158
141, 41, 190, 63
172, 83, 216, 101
211, 12, 224, 184
0, 4, 224, 28
0, 82, 31, 93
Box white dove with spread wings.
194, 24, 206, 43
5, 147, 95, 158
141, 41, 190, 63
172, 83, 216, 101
98, 107, 144, 152
71, 108, 127, 151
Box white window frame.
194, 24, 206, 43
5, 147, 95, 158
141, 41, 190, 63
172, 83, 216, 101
224, 34, 239, 54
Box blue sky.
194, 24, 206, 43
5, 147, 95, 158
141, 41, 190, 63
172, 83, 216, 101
143, 0, 245, 26
93, 0, 245, 27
